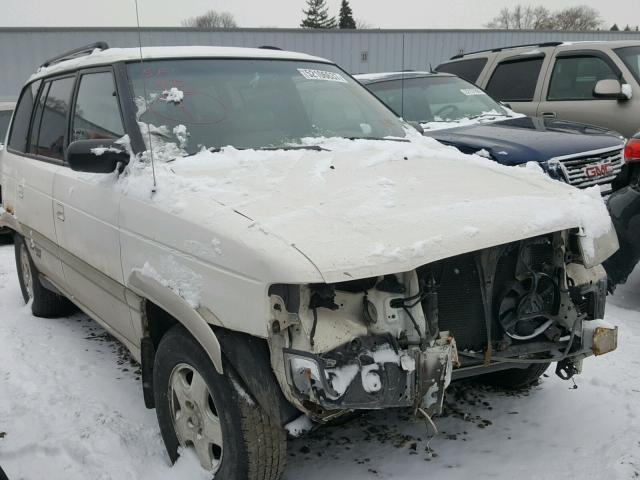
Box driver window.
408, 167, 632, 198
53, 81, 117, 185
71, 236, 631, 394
72, 72, 125, 142
548, 56, 619, 101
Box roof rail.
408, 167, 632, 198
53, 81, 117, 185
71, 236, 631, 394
258, 45, 282, 50
449, 41, 562, 60
41, 41, 109, 68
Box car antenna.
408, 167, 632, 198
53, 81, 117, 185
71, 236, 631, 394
401, 34, 405, 120
134, 0, 157, 194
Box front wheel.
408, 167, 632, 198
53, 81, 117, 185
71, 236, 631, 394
153, 325, 287, 480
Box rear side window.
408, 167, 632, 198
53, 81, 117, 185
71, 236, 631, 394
436, 58, 488, 83
7, 80, 41, 152
0, 110, 13, 142
486, 57, 544, 102
33, 76, 75, 160
72, 71, 124, 142
547, 56, 619, 101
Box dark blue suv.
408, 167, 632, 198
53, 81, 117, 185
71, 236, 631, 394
357, 72, 626, 195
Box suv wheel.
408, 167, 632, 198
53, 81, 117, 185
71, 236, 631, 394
478, 363, 550, 390
154, 325, 287, 480
15, 234, 73, 318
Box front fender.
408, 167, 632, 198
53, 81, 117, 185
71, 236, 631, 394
128, 269, 223, 374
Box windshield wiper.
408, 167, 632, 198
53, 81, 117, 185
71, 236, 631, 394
257, 145, 330, 151
346, 136, 410, 142
466, 112, 510, 121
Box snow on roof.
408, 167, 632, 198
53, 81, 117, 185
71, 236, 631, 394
31, 46, 330, 81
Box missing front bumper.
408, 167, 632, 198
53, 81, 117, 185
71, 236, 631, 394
283, 333, 457, 416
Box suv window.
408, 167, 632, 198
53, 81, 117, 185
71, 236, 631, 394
436, 58, 488, 83
0, 110, 13, 142
486, 57, 544, 102
127, 59, 406, 153
548, 56, 619, 101
72, 71, 124, 142
7, 80, 41, 152
33, 76, 75, 160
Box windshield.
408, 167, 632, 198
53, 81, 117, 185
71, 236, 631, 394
127, 59, 406, 154
0, 110, 12, 143
615, 46, 640, 84
366, 76, 509, 124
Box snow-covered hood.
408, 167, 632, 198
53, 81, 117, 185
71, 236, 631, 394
152, 136, 613, 283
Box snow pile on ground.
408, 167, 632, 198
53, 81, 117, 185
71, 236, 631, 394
0, 241, 638, 479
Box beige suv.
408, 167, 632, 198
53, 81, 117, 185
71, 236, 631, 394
437, 41, 640, 138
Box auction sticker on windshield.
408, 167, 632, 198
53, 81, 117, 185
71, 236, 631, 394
460, 88, 485, 96
298, 68, 348, 83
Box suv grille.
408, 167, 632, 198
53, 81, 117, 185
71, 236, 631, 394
553, 147, 624, 195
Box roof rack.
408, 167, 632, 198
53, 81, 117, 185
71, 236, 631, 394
449, 41, 562, 60
258, 45, 282, 50
41, 41, 109, 68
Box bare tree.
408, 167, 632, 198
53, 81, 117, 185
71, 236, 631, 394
486, 5, 553, 29
356, 19, 373, 29
486, 4, 602, 31
182, 10, 238, 29
551, 6, 602, 31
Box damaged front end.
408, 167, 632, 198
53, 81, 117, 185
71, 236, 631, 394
268, 230, 617, 422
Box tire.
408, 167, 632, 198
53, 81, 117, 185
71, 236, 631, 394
154, 325, 287, 480
14, 234, 72, 318
477, 363, 550, 390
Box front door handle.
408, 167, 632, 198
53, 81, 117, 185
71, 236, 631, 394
17, 184, 24, 199
55, 202, 65, 222
541, 112, 557, 118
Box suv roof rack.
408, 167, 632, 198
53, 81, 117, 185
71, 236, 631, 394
41, 41, 109, 68
449, 41, 562, 60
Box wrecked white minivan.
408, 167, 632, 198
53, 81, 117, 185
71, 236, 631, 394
0, 44, 619, 479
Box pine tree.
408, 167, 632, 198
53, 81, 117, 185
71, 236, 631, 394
624, 24, 631, 31
610, 23, 620, 31
300, 0, 336, 29
339, 0, 356, 29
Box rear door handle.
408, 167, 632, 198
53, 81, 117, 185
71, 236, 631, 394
55, 202, 65, 222
541, 112, 557, 118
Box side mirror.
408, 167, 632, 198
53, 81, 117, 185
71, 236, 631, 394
407, 121, 424, 134
66, 139, 129, 173
593, 79, 629, 100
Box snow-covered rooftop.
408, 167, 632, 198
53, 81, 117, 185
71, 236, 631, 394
31, 46, 331, 80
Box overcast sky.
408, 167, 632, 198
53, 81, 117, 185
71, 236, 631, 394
1, 0, 638, 29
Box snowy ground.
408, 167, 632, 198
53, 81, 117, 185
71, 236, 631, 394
0, 236, 638, 479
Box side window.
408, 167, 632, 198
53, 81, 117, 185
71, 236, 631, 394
7, 80, 41, 153
33, 77, 75, 160
548, 56, 619, 101
72, 71, 124, 142
436, 58, 488, 83
486, 57, 544, 102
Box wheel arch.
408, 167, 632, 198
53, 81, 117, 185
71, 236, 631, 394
129, 269, 224, 374
130, 270, 300, 425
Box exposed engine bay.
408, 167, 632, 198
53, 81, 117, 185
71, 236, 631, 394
268, 230, 617, 421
